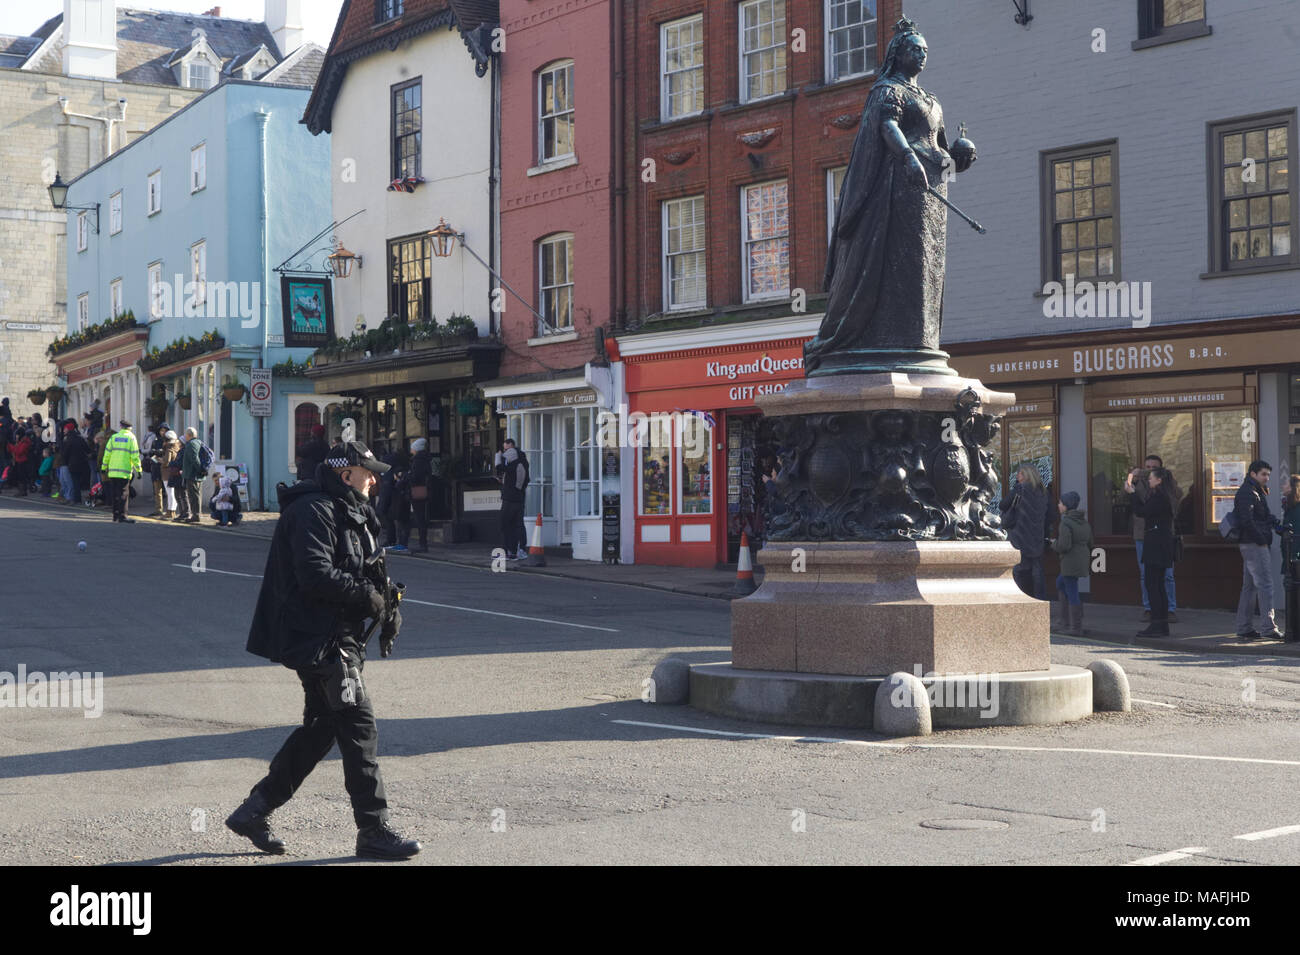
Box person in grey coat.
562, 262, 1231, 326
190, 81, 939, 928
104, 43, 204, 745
1000, 465, 1050, 599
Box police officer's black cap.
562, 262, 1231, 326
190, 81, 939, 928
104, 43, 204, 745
325, 440, 390, 474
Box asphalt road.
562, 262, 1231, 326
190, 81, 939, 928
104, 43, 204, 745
2, 495, 1300, 867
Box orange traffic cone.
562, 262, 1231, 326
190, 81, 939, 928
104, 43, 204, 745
526, 513, 546, 566
734, 532, 757, 595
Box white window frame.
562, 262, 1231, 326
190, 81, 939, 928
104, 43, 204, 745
109, 191, 122, 235
827, 166, 848, 243
191, 240, 207, 307
662, 195, 707, 311
110, 278, 123, 317
741, 180, 791, 303
147, 170, 161, 216
538, 233, 575, 333
191, 143, 207, 193
148, 261, 164, 318
739, 0, 787, 104
824, 0, 877, 83
76, 293, 89, 331
660, 14, 704, 122
76, 211, 88, 252
538, 60, 575, 164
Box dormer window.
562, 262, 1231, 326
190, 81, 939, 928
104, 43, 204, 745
188, 61, 214, 89
375, 0, 404, 24
172, 28, 222, 90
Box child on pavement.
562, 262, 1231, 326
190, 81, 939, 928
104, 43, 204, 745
1051, 491, 1094, 636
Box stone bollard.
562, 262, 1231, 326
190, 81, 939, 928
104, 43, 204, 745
873, 671, 932, 736
648, 656, 691, 705
1087, 660, 1131, 712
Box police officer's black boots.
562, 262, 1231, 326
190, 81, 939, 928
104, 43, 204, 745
356, 822, 422, 860
226, 788, 286, 855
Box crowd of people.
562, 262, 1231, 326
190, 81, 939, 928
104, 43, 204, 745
0, 396, 241, 527
999, 454, 1300, 641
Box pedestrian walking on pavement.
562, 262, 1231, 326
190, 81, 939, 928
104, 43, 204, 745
228, 440, 420, 860
1050, 491, 1093, 636
62, 421, 91, 504
1127, 466, 1177, 638
497, 438, 530, 560
1281, 475, 1300, 564
103, 420, 142, 523
1129, 454, 1181, 622
1000, 465, 1050, 599
175, 428, 204, 524
1233, 460, 1283, 640
408, 438, 433, 553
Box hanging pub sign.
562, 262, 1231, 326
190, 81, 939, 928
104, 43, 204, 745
280, 275, 334, 348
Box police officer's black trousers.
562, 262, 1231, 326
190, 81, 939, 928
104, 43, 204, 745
255, 668, 389, 829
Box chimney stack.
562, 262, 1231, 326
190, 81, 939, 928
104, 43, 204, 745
203, 6, 222, 15
265, 0, 304, 55
62, 0, 118, 80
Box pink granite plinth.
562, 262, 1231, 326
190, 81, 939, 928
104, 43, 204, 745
731, 540, 1050, 677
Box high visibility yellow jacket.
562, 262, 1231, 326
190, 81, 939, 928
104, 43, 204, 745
104, 429, 141, 479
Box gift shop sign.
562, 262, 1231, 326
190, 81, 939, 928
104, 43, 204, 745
626, 339, 810, 412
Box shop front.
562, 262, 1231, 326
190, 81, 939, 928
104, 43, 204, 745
305, 342, 504, 541
950, 317, 1296, 609
487, 381, 608, 561
621, 329, 813, 567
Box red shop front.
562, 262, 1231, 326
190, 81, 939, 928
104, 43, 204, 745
623, 335, 810, 567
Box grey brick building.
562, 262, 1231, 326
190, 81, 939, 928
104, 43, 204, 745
909, 0, 1299, 610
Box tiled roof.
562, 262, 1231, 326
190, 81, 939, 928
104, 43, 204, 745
21, 7, 285, 86
303, 0, 495, 134
0, 34, 42, 58
259, 43, 325, 89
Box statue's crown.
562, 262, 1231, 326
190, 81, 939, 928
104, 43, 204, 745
893, 17, 920, 37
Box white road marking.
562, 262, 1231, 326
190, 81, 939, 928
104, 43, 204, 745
403, 597, 619, 633
170, 563, 619, 633
1234, 824, 1300, 841
1126, 847, 1207, 866
170, 563, 262, 579
611, 719, 1300, 766
1131, 698, 1177, 708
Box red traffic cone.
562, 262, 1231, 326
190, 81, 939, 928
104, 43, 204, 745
734, 532, 757, 595
526, 513, 547, 566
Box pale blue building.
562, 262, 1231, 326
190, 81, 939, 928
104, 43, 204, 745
59, 79, 348, 508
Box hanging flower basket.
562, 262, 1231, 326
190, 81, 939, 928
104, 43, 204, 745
177, 393, 192, 410
146, 396, 169, 420
222, 385, 246, 402
27, 389, 47, 406
45, 386, 67, 404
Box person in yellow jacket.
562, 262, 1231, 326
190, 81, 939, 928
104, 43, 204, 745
104, 419, 142, 523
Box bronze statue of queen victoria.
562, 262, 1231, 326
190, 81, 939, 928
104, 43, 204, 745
806, 18, 977, 377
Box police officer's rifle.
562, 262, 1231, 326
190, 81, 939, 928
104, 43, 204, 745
362, 550, 405, 657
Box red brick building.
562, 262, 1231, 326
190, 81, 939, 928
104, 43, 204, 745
482, 0, 626, 560
617, 0, 900, 566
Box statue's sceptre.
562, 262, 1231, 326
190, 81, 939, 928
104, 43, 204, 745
927, 123, 987, 234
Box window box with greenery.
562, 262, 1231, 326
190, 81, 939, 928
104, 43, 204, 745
271, 357, 313, 377
47, 310, 144, 358
137, 329, 225, 373
311, 314, 480, 363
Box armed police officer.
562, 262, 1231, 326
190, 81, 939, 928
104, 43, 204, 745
226, 440, 420, 859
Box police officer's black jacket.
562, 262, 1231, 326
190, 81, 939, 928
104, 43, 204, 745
247, 465, 381, 670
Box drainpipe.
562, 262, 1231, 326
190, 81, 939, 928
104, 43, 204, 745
488, 49, 500, 336
612, 0, 626, 332
256, 109, 271, 510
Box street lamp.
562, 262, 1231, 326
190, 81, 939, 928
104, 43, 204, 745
429, 218, 460, 258
48, 171, 100, 233
326, 243, 362, 278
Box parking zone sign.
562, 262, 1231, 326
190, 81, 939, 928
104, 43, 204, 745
250, 369, 273, 416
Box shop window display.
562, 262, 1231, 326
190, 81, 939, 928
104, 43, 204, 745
680, 415, 712, 514
639, 416, 673, 516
